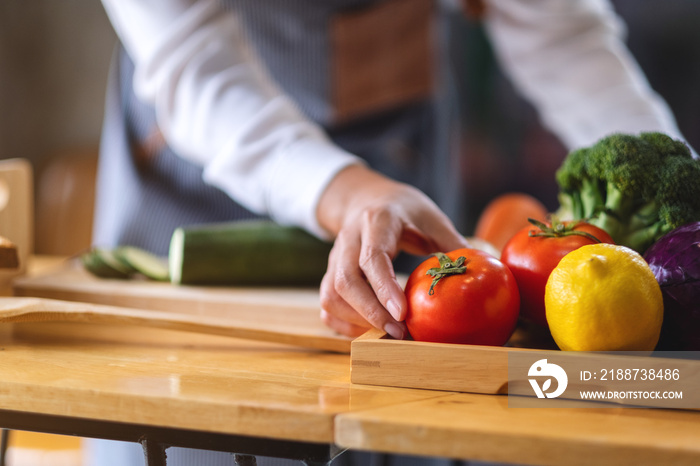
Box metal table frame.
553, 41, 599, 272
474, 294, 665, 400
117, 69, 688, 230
0, 409, 343, 466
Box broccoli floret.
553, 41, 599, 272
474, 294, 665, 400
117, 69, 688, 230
555, 132, 700, 253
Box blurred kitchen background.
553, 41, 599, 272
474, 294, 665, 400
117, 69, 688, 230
1, 0, 699, 256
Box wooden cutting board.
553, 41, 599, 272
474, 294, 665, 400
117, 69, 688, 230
12, 259, 351, 353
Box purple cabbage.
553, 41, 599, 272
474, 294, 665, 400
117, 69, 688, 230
643, 222, 700, 351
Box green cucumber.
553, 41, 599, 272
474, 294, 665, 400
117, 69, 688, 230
81, 248, 133, 279
168, 220, 332, 286
114, 246, 170, 281
82, 246, 169, 281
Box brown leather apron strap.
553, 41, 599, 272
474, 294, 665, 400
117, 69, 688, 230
331, 0, 436, 124
462, 0, 486, 20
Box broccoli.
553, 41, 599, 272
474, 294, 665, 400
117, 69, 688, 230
555, 132, 700, 254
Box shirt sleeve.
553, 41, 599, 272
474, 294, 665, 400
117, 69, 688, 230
99, 0, 362, 239
482, 0, 690, 151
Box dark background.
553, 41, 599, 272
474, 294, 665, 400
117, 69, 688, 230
455, 0, 700, 232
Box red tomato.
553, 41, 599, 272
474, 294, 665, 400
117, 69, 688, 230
500, 219, 614, 328
404, 248, 520, 346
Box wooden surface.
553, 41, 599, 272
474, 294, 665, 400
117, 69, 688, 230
0, 320, 443, 445
5, 318, 700, 465
350, 325, 556, 394
0, 236, 19, 269
0, 296, 351, 353
351, 329, 700, 410
335, 392, 700, 466
352, 328, 512, 394
6, 256, 700, 464
0, 158, 33, 286
34, 151, 97, 256
12, 259, 352, 353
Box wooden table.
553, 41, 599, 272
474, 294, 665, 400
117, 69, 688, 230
0, 319, 446, 465
2, 258, 700, 465
336, 392, 700, 465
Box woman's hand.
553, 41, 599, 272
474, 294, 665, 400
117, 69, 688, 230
316, 165, 468, 339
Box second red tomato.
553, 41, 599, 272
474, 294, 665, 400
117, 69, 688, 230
500, 219, 614, 328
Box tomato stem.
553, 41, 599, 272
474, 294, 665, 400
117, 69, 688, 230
426, 253, 468, 296
527, 217, 603, 243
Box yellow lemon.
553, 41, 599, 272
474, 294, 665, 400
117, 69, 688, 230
545, 243, 663, 351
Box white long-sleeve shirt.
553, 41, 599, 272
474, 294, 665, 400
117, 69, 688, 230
100, 0, 685, 238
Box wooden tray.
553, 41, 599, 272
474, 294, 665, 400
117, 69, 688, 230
351, 329, 700, 409
351, 327, 548, 394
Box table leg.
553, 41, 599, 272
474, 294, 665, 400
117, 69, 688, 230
141, 437, 168, 466
0, 409, 342, 464
0, 429, 9, 466
234, 453, 257, 465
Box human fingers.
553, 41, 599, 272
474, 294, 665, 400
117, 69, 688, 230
319, 308, 370, 338
357, 207, 410, 322
319, 257, 374, 329
324, 228, 407, 340
356, 196, 471, 323
410, 204, 469, 254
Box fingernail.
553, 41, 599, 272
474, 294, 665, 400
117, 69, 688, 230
386, 299, 401, 321
383, 322, 405, 340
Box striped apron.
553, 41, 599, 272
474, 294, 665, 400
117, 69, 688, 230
92, 0, 464, 256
